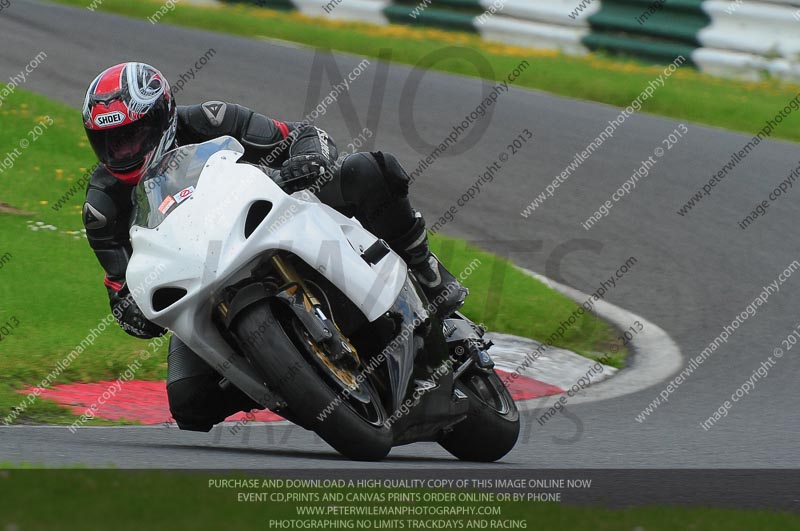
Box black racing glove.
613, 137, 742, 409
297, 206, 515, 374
279, 153, 331, 193
110, 284, 167, 339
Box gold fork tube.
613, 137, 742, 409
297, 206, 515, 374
271, 255, 321, 307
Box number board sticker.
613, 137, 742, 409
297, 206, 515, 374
158, 195, 176, 214
175, 186, 195, 204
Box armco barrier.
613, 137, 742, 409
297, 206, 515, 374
695, 0, 800, 81
222, 0, 800, 81
584, 0, 709, 66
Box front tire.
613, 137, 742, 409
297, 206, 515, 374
232, 301, 392, 461
439, 369, 520, 462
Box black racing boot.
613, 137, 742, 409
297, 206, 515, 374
389, 212, 469, 318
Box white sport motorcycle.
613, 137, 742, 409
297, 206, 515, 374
126, 137, 519, 461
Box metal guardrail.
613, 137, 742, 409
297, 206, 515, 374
221, 0, 800, 81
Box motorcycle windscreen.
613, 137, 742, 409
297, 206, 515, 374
133, 136, 245, 229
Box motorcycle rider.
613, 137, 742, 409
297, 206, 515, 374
81, 62, 467, 432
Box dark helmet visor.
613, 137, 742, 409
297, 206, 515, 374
86, 99, 169, 172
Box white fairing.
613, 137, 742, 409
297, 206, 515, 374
125, 145, 407, 401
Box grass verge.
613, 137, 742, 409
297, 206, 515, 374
0, 88, 622, 425
49, 0, 800, 143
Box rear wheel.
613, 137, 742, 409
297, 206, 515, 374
232, 300, 392, 461
439, 369, 520, 462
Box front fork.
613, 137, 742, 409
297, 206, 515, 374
216, 254, 359, 366
269, 255, 359, 365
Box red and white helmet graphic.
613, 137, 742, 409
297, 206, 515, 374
82, 62, 177, 184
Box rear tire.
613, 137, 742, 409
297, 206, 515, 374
232, 301, 392, 461
439, 369, 520, 462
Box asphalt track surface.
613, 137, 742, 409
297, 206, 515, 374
2, 0, 800, 470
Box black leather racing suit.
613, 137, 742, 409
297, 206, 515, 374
83, 101, 425, 431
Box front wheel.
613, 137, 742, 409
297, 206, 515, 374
232, 300, 392, 461
439, 369, 520, 462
